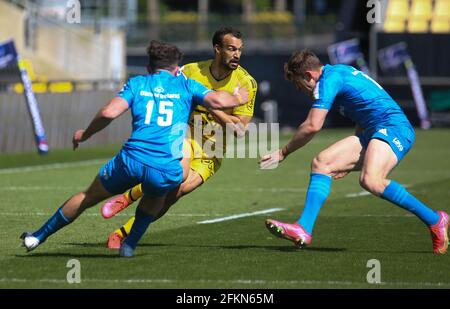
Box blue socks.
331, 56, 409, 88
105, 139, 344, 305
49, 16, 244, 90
298, 173, 332, 234
123, 207, 154, 250
32, 208, 72, 242
382, 180, 439, 226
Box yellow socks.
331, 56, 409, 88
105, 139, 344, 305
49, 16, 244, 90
114, 184, 144, 238
124, 184, 144, 203
114, 216, 136, 238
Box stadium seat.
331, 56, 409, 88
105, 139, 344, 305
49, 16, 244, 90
386, 0, 410, 20
410, 0, 433, 20
48, 82, 74, 93
384, 18, 406, 32
12, 59, 73, 93
434, 0, 450, 19
407, 19, 430, 32
384, 0, 409, 32
13, 82, 48, 93
431, 18, 450, 33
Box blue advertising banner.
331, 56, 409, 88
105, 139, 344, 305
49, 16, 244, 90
378, 42, 431, 130
327, 38, 371, 74
0, 39, 49, 153
0, 40, 18, 69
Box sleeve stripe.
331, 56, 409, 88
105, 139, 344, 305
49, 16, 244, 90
313, 81, 320, 100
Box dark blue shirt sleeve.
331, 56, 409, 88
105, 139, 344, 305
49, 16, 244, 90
311, 72, 342, 110
117, 78, 134, 107
188, 78, 214, 106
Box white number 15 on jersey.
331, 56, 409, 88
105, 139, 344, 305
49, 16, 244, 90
144, 100, 173, 126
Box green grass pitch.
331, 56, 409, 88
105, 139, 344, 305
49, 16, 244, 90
0, 128, 449, 288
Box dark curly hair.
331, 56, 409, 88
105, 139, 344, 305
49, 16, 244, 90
212, 27, 242, 47
146, 40, 183, 73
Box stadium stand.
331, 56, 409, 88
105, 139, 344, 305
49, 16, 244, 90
384, 0, 450, 33
384, 0, 409, 32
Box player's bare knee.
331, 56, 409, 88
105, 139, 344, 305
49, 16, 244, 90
359, 174, 384, 195
359, 174, 373, 192
311, 155, 332, 175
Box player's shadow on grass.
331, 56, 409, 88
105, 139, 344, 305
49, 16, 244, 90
15, 243, 169, 258
138, 243, 346, 253
66, 242, 169, 249
15, 252, 118, 258
221, 244, 346, 253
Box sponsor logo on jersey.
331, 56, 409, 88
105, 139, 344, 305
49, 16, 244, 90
140, 90, 152, 97
155, 93, 180, 99
154, 86, 165, 93
378, 128, 388, 136
140, 90, 180, 99
393, 137, 403, 151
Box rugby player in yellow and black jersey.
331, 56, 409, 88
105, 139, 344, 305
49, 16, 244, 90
102, 27, 258, 248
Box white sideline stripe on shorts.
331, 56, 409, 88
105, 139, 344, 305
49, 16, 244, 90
0, 159, 107, 175
0, 277, 448, 287
197, 208, 284, 224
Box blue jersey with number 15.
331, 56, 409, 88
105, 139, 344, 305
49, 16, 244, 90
312, 64, 411, 131
117, 70, 212, 173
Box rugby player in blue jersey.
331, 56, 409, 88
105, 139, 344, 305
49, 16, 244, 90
260, 49, 448, 254
21, 40, 249, 257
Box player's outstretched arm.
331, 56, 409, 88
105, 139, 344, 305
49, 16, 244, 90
259, 108, 328, 169
283, 108, 328, 156
203, 85, 249, 110
72, 97, 129, 150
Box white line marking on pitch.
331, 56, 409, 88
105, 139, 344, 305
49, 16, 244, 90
197, 208, 284, 224
0, 186, 84, 191
345, 184, 413, 198
345, 191, 372, 198
0, 277, 448, 287
0, 159, 107, 175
